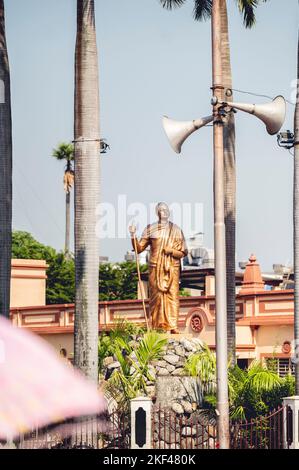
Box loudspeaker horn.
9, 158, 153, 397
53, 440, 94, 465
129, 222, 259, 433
224, 95, 286, 135
162, 115, 213, 154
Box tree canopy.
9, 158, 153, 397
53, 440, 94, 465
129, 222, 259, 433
11, 231, 146, 305
12, 231, 75, 304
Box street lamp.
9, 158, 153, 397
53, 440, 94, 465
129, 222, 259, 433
162, 4, 286, 449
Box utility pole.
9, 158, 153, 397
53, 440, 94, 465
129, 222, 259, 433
294, 32, 299, 394
211, 0, 230, 449
163, 0, 285, 448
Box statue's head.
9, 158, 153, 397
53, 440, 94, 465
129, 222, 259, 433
156, 202, 170, 222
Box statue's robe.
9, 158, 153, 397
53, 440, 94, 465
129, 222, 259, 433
134, 221, 188, 331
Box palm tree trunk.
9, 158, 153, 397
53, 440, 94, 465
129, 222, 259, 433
65, 190, 70, 257
293, 31, 299, 394
212, 0, 230, 449
74, 0, 100, 383
0, 0, 12, 319
220, 0, 236, 366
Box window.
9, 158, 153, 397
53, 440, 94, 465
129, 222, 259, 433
237, 359, 249, 370
266, 357, 295, 377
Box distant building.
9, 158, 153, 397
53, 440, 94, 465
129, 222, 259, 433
124, 249, 148, 265
183, 232, 214, 269
10, 259, 48, 308
9, 254, 296, 376
124, 251, 135, 262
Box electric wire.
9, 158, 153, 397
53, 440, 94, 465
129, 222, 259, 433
232, 88, 294, 106
15, 164, 64, 236
13, 183, 37, 234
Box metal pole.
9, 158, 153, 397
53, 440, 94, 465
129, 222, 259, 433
294, 31, 299, 394
211, 0, 230, 448
132, 235, 150, 331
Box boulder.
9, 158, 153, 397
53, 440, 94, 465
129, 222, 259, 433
103, 356, 114, 367
152, 360, 167, 368
107, 361, 121, 370
163, 354, 180, 365
180, 400, 193, 414
180, 338, 196, 352
171, 402, 184, 415
182, 426, 197, 437
171, 368, 185, 376
157, 368, 169, 376
175, 346, 186, 357
146, 385, 156, 399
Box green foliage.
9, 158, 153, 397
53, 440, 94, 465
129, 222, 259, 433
104, 330, 167, 411
228, 362, 283, 421
12, 230, 56, 260
99, 261, 147, 301
52, 142, 74, 162
12, 231, 75, 304
98, 319, 145, 372
12, 231, 147, 304
185, 344, 291, 421
135, 330, 168, 374
46, 253, 75, 304
262, 374, 295, 411
179, 288, 190, 297
98, 335, 115, 372
185, 344, 216, 395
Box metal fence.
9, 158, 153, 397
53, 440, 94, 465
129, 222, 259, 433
152, 406, 218, 449
15, 411, 130, 449
5, 405, 287, 450
230, 407, 284, 449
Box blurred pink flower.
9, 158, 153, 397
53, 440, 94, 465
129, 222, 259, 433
0, 316, 106, 439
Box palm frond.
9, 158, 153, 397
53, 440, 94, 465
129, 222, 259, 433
193, 0, 212, 21
52, 142, 74, 161
245, 360, 282, 393
230, 404, 246, 421
114, 346, 131, 377
185, 344, 216, 393
159, 0, 186, 10
236, 0, 259, 28
135, 330, 167, 365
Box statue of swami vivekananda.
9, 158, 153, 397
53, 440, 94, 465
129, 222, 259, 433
129, 202, 188, 334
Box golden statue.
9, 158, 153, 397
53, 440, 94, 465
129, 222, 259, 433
129, 202, 188, 333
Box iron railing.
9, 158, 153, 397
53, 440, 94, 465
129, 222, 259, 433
4, 405, 287, 450
14, 411, 130, 449
230, 407, 284, 449
152, 406, 218, 449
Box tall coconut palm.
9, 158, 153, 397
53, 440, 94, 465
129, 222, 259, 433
0, 0, 12, 319
52, 142, 74, 258
159, 0, 266, 365
293, 31, 299, 394
74, 0, 100, 383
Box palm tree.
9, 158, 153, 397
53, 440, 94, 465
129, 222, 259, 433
105, 330, 167, 411
293, 31, 299, 394
0, 0, 12, 319
74, 0, 100, 383
185, 345, 291, 421
52, 142, 74, 258
158, 0, 266, 365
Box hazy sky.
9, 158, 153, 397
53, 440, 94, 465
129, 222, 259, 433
5, 0, 299, 271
